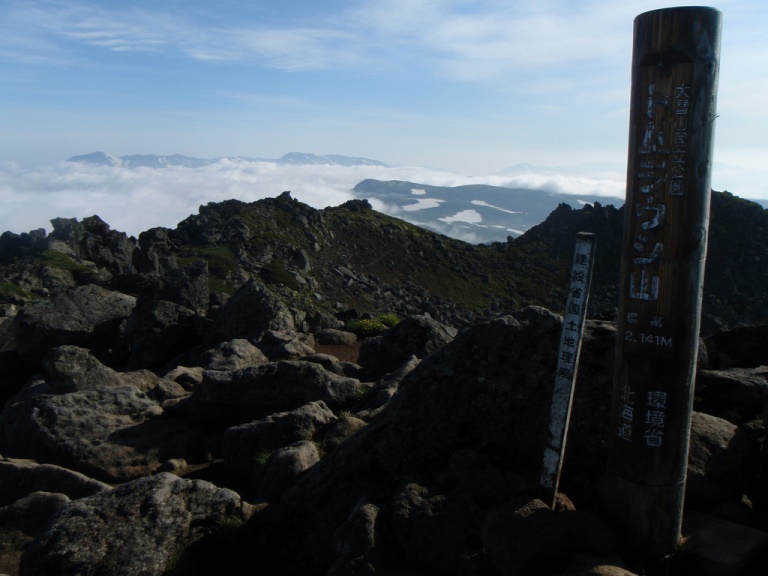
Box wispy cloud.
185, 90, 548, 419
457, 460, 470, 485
5, 1, 364, 71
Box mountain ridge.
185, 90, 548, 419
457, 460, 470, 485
352, 178, 624, 243
1, 189, 766, 335
66, 151, 388, 169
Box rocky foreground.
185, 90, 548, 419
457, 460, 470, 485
0, 194, 767, 575
0, 279, 766, 575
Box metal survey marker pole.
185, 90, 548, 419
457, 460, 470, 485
603, 6, 721, 569
540, 232, 595, 508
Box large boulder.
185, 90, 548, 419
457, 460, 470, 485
132, 226, 178, 275
112, 261, 210, 313
209, 279, 295, 345
0, 384, 205, 483
13, 284, 136, 363
40, 345, 126, 393
20, 473, 255, 576
190, 361, 362, 429
357, 314, 457, 379
119, 299, 203, 370
49, 215, 137, 276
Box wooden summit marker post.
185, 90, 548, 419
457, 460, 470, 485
603, 6, 721, 570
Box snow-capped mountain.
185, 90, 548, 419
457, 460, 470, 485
352, 179, 624, 243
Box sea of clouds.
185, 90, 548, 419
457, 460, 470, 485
0, 159, 630, 238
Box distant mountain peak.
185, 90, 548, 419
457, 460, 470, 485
66, 152, 122, 167
66, 152, 388, 169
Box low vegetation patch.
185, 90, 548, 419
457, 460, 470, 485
345, 313, 400, 337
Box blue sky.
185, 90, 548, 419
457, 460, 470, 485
1, 0, 766, 235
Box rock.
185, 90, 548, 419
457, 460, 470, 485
132, 226, 178, 274
695, 367, 768, 424
678, 510, 768, 576
257, 329, 315, 360
481, 498, 617, 576
270, 308, 564, 574
222, 400, 337, 476
13, 284, 136, 363
199, 338, 269, 371
317, 329, 358, 346
210, 279, 295, 344
113, 261, 210, 313
686, 411, 760, 509
357, 314, 457, 379
147, 377, 189, 403
20, 472, 254, 576
49, 215, 137, 277
317, 415, 367, 454
0, 319, 37, 407
162, 365, 205, 391
300, 352, 349, 376
558, 555, 639, 576
0, 458, 110, 507
704, 324, 768, 369
152, 260, 210, 312
5, 385, 205, 483
0, 491, 71, 537
392, 468, 517, 575
40, 345, 173, 400
354, 355, 420, 420
260, 440, 320, 500
120, 299, 202, 370
40, 345, 126, 393
327, 501, 380, 576
190, 361, 361, 429
559, 320, 617, 504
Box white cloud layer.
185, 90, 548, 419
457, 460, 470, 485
0, 160, 633, 237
